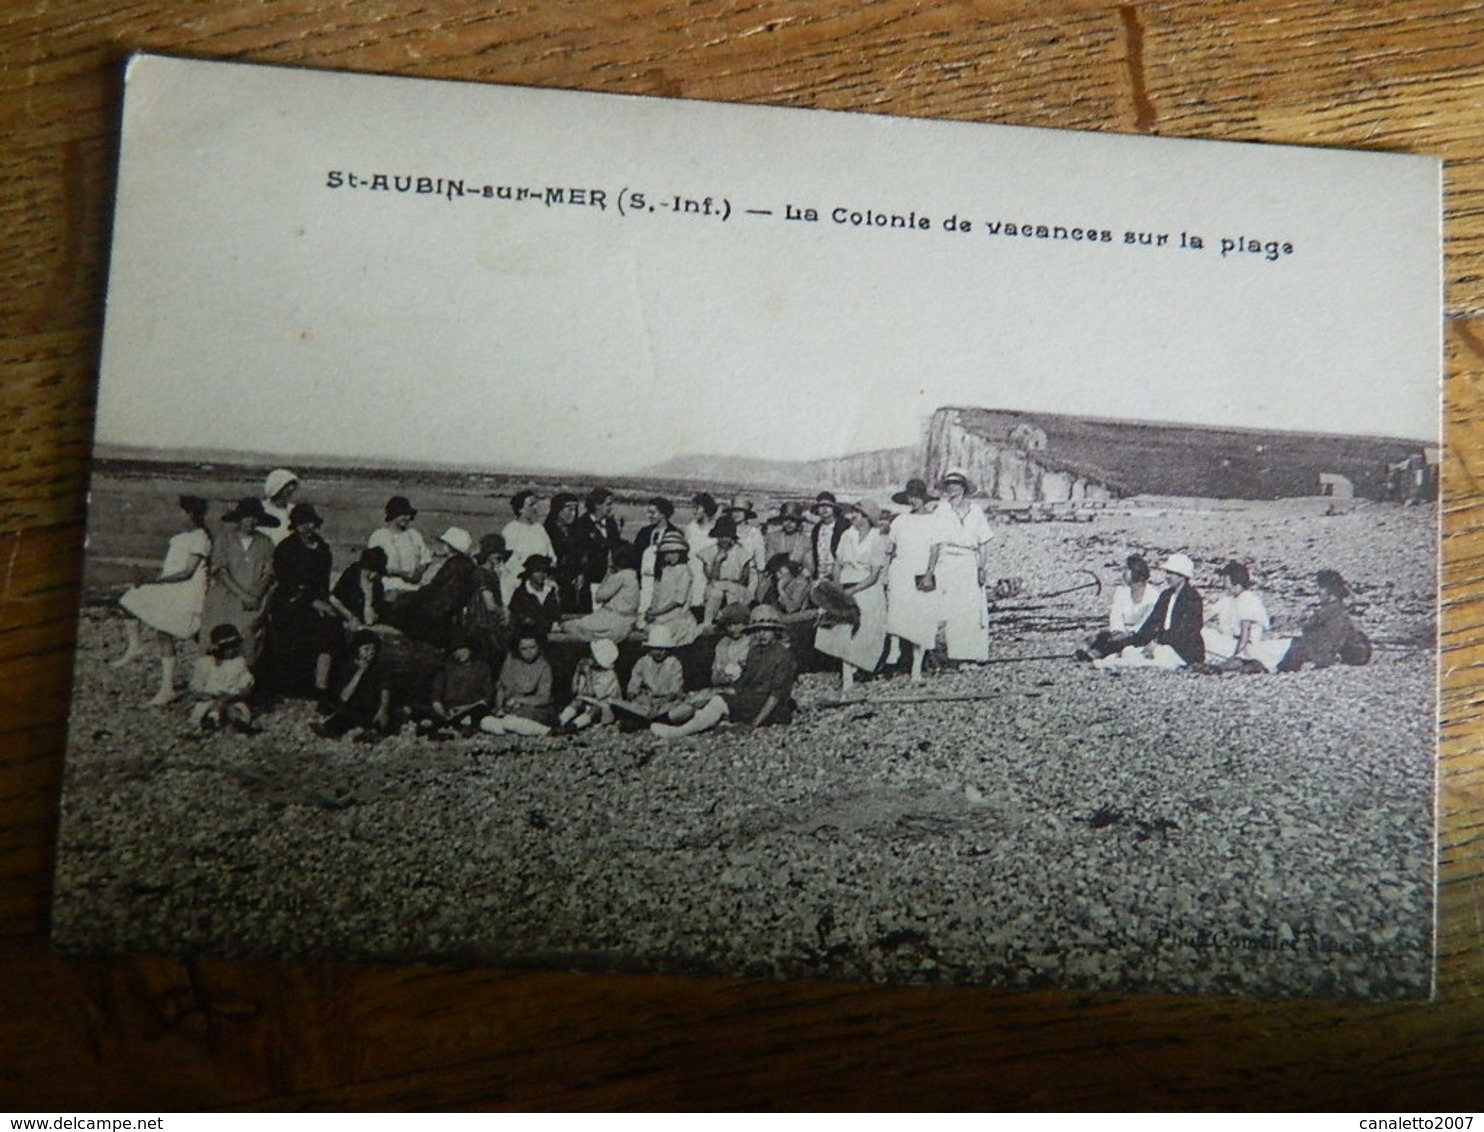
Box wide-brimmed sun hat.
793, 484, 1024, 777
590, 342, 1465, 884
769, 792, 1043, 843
1159, 552, 1196, 579
440, 527, 473, 555
745, 604, 787, 632
644, 624, 679, 649
891, 478, 936, 505
849, 499, 884, 524
710, 517, 739, 541
937, 468, 975, 493
727, 497, 758, 520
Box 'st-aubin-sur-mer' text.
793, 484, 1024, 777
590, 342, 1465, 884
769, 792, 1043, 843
323, 170, 1296, 262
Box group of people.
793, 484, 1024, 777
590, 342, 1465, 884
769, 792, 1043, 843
1079, 553, 1370, 674
108, 463, 1371, 743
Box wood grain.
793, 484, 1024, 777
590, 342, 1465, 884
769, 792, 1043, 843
2, 0, 1482, 1110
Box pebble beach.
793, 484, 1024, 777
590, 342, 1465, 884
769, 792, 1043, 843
52, 496, 1438, 1000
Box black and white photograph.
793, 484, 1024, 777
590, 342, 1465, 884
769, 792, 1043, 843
52, 53, 1442, 1000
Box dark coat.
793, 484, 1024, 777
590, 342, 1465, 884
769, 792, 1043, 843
1130, 583, 1205, 664
570, 513, 624, 586
383, 554, 477, 648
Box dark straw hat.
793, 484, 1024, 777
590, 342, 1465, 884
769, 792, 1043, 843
223, 497, 279, 527
289, 503, 324, 528
384, 495, 416, 521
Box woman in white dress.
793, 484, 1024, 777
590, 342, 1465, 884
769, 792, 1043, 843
814, 500, 889, 693
112, 495, 213, 705
920, 469, 993, 663
499, 489, 556, 603
1078, 554, 1162, 661
1202, 560, 1289, 670
367, 495, 434, 596
884, 479, 942, 684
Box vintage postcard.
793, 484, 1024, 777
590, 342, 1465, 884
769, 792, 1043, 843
53, 54, 1441, 999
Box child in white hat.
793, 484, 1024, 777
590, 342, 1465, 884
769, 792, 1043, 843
559, 639, 622, 731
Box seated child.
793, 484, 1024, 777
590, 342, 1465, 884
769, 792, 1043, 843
558, 639, 622, 731
507, 554, 563, 640
312, 630, 393, 741
615, 624, 690, 726
652, 605, 798, 738
698, 518, 753, 627
710, 603, 752, 685
427, 634, 494, 731
189, 623, 257, 733
765, 553, 813, 617
479, 631, 556, 736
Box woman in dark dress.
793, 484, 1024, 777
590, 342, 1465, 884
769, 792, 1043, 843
380, 527, 478, 649
466, 533, 513, 662
543, 492, 586, 613
267, 503, 340, 697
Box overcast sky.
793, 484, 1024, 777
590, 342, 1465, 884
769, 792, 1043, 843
96, 57, 1442, 474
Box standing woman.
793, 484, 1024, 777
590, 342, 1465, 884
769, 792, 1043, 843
543, 492, 584, 612
500, 489, 555, 605
112, 494, 214, 706
920, 469, 993, 663
267, 503, 341, 699
368, 495, 433, 596
199, 497, 278, 671
684, 492, 720, 617
814, 500, 890, 694
884, 479, 942, 684
260, 469, 298, 546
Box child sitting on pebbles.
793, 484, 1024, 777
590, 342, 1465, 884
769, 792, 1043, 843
426, 634, 494, 733
709, 603, 752, 686
616, 624, 691, 726
558, 639, 622, 731
188, 623, 257, 733
652, 605, 798, 738
312, 630, 394, 741
479, 631, 556, 736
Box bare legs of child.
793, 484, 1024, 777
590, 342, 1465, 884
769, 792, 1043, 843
479, 714, 551, 737
650, 694, 728, 738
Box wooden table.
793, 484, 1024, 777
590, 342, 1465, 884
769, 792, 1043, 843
3, 0, 1482, 1110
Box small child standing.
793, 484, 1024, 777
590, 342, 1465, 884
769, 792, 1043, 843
558, 639, 622, 731
189, 623, 257, 733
